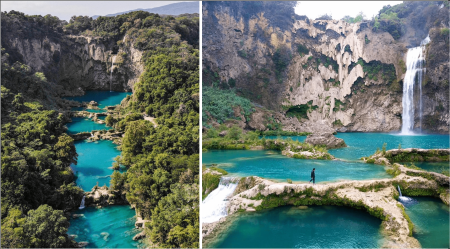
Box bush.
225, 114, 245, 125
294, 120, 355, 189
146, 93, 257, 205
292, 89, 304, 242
202, 86, 254, 124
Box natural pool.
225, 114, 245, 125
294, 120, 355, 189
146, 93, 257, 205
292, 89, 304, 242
68, 205, 141, 248
210, 205, 384, 248
64, 91, 132, 108
264, 133, 449, 161
331, 133, 450, 160
409, 161, 449, 175
400, 197, 449, 248
66, 117, 111, 134
71, 140, 120, 191
203, 150, 391, 183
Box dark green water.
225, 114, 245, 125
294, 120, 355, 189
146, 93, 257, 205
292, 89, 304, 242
64, 91, 132, 109
71, 140, 121, 191
66, 117, 111, 134
401, 197, 450, 248
203, 150, 390, 183
211, 206, 384, 248
67, 206, 141, 248
409, 161, 450, 175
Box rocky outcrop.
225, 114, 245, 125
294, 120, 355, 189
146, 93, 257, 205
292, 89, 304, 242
364, 148, 450, 164
84, 186, 128, 207
1, 12, 143, 94
135, 217, 151, 229
133, 231, 146, 241
70, 132, 91, 141
202, 2, 449, 134
304, 132, 346, 149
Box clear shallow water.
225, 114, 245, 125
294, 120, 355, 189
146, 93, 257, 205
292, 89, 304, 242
262, 136, 307, 142
203, 150, 391, 183
68, 205, 141, 248
66, 117, 111, 134
64, 91, 132, 109
400, 197, 449, 248
409, 162, 450, 175
331, 133, 449, 160
211, 205, 384, 248
71, 140, 120, 191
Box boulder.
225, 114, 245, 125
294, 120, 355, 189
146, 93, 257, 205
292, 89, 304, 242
77, 241, 89, 248
89, 100, 98, 106
305, 132, 347, 149
219, 130, 228, 137
133, 231, 146, 241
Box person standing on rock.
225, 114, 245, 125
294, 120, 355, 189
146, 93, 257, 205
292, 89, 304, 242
309, 168, 315, 185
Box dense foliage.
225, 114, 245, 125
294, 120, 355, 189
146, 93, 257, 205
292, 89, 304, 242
2, 9, 199, 248
1, 58, 81, 247
202, 86, 255, 126
97, 12, 200, 248
371, 1, 447, 40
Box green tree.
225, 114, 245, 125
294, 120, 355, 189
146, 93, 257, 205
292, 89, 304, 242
1, 209, 29, 248
54, 133, 77, 166
23, 205, 72, 248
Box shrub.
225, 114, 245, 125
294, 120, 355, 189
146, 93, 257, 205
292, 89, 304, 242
202, 86, 254, 124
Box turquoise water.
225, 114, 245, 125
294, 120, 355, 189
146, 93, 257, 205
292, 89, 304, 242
68, 205, 141, 248
203, 150, 391, 183
401, 197, 449, 248
71, 140, 120, 191
262, 136, 307, 142
66, 117, 111, 134
211, 205, 384, 248
64, 91, 132, 108
331, 133, 449, 160
407, 162, 450, 175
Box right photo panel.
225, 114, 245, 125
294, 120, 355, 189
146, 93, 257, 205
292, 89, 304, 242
201, 1, 450, 248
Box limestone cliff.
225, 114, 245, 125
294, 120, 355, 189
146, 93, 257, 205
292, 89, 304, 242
202, 1, 449, 133
1, 12, 143, 95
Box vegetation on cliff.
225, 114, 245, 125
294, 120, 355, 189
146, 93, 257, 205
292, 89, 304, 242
1, 59, 81, 247
96, 12, 200, 248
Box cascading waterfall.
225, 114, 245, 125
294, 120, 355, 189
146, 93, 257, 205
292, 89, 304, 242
397, 185, 412, 202
79, 196, 85, 209
201, 177, 239, 223
110, 55, 116, 92
401, 35, 430, 134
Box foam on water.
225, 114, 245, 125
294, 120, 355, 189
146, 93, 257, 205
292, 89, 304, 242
202, 177, 238, 223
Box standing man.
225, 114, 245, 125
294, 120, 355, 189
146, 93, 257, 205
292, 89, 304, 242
309, 168, 315, 185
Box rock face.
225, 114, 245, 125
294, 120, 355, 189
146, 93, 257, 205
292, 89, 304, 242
304, 132, 347, 149
1, 13, 144, 94
202, 2, 449, 134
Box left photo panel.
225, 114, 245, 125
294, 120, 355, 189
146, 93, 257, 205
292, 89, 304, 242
1, 1, 200, 248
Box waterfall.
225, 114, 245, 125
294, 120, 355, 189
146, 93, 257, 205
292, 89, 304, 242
397, 185, 412, 202
79, 196, 85, 209
400, 35, 430, 135
110, 55, 116, 92
201, 177, 239, 223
